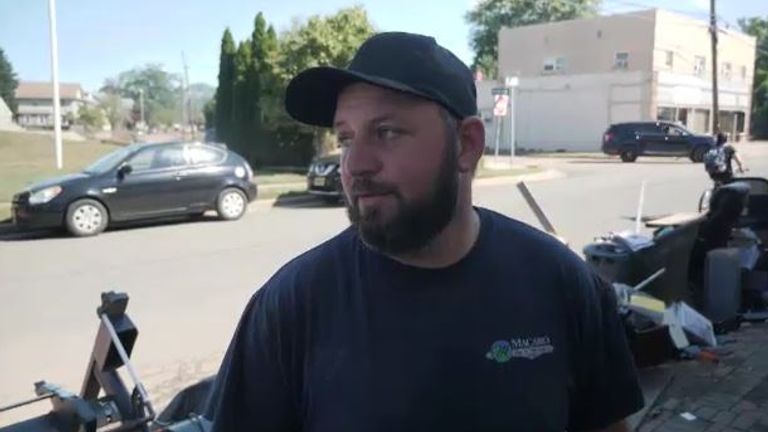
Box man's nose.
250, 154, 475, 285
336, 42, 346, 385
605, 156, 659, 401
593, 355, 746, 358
342, 139, 382, 178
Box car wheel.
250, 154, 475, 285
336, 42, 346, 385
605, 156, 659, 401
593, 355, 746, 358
216, 188, 247, 221
691, 147, 707, 163
65, 198, 109, 237
620, 149, 638, 163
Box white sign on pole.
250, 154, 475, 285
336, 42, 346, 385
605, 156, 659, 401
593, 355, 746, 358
493, 94, 509, 117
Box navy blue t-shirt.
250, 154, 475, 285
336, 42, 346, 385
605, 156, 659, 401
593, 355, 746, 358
206, 207, 644, 431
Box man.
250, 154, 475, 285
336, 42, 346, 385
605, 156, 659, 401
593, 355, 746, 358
705, 130, 746, 186
206, 32, 644, 431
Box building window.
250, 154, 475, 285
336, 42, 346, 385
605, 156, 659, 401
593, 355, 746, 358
722, 62, 732, 80
555, 57, 566, 71
741, 65, 747, 80
665, 51, 674, 67
657, 107, 676, 121
694, 56, 706, 76
543, 57, 566, 73
614, 52, 629, 70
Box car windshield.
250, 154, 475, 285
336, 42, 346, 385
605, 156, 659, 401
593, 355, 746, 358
82, 146, 135, 175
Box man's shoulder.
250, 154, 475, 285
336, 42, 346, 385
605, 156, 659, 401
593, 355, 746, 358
478, 207, 581, 265
257, 227, 357, 296
477, 207, 599, 294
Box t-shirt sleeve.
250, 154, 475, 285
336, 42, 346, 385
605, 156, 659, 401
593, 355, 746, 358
566, 269, 645, 431
205, 283, 303, 432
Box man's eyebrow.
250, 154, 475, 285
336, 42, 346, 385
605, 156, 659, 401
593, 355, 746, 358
333, 113, 402, 131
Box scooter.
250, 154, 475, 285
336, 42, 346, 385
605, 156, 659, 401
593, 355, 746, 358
0, 292, 213, 432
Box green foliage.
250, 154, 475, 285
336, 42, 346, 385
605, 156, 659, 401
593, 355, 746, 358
98, 92, 128, 131
212, 6, 375, 167
739, 16, 768, 138
77, 104, 105, 130
215, 28, 237, 143
0, 47, 18, 115
203, 98, 216, 128
101, 64, 182, 127
465, 0, 600, 77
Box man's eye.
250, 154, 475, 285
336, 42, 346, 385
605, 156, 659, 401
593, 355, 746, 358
378, 127, 401, 140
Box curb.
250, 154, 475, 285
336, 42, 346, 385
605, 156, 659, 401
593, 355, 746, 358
474, 169, 565, 187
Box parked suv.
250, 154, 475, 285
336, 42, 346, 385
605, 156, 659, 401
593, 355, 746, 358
307, 152, 343, 203
602, 121, 715, 163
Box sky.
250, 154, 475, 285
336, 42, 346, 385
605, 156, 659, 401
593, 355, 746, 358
0, 0, 765, 92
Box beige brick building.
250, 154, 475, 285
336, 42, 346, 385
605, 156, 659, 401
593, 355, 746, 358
485, 9, 756, 152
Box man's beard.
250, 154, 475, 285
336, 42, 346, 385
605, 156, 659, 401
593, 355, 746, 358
346, 143, 459, 255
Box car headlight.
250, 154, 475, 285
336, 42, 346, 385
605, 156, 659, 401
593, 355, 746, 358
312, 163, 338, 176
29, 185, 63, 205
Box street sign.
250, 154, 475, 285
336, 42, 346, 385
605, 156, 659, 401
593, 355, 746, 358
493, 94, 509, 117
491, 87, 510, 96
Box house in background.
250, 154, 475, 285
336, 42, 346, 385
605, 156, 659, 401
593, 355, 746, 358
481, 9, 756, 153
14, 81, 90, 129
0, 96, 15, 130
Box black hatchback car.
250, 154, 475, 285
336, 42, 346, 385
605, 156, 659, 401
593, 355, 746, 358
602, 121, 715, 163
12, 141, 258, 236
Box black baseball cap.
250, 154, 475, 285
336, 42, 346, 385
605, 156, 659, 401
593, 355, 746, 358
285, 32, 477, 128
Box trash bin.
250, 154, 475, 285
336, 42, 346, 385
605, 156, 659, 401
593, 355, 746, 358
583, 237, 662, 288
583, 241, 639, 284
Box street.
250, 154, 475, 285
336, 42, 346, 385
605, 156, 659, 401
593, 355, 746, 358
1, 144, 766, 424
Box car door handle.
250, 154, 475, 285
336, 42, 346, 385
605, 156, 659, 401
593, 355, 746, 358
175, 171, 189, 180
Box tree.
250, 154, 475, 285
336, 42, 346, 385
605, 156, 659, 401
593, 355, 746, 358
203, 98, 216, 128
232, 40, 253, 157
277, 6, 375, 81
0, 47, 19, 115
466, 0, 600, 77
77, 104, 105, 130
274, 6, 375, 157
102, 64, 183, 128
212, 7, 375, 166
98, 92, 129, 131
215, 29, 237, 144
739, 16, 768, 139
247, 13, 280, 164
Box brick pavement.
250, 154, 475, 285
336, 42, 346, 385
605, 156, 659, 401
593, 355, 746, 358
637, 321, 768, 431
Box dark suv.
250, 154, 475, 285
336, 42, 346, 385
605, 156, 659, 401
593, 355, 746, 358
602, 121, 714, 163
307, 152, 343, 203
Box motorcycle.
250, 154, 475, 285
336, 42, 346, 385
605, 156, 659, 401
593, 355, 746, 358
0, 292, 214, 432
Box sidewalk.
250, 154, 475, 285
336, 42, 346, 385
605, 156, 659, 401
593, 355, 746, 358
637, 321, 768, 431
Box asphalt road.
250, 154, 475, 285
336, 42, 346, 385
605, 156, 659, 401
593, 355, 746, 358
1, 143, 766, 423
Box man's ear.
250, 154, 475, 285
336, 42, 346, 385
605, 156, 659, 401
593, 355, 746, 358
457, 116, 485, 174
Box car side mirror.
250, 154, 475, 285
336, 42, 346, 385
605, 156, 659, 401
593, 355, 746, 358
118, 164, 133, 178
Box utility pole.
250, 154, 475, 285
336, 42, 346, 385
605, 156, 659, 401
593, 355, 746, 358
710, 0, 719, 134
48, 0, 63, 169
181, 51, 191, 139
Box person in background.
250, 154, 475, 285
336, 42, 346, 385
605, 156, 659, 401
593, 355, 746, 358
704, 129, 747, 186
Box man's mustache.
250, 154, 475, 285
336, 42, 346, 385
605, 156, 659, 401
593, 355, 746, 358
349, 178, 398, 197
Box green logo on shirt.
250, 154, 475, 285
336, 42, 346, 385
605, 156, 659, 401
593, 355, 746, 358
486, 340, 514, 363
487, 337, 555, 363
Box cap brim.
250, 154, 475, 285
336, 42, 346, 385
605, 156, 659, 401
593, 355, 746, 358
285, 67, 434, 128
